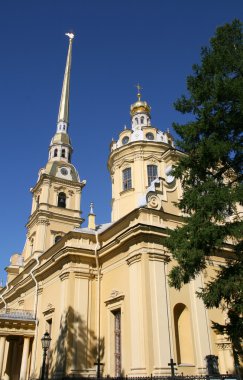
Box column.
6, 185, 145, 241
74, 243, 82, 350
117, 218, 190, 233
75, 188, 81, 211
35, 219, 49, 253
189, 274, 212, 374
19, 337, 30, 380
0, 336, 6, 378
127, 253, 146, 376
5, 339, 14, 380
149, 254, 173, 375
216, 339, 234, 374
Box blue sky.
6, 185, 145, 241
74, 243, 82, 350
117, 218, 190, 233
0, 0, 242, 283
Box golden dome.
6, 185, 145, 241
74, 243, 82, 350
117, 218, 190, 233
130, 84, 151, 117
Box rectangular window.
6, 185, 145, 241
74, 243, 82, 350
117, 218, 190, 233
46, 318, 52, 335
122, 168, 132, 191
147, 164, 158, 186
45, 319, 52, 377
113, 310, 121, 377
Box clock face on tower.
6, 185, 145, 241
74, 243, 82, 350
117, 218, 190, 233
60, 167, 68, 176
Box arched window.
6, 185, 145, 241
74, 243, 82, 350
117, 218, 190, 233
55, 235, 62, 244
58, 192, 66, 208
122, 168, 132, 191
147, 165, 158, 186
54, 149, 58, 157
135, 117, 138, 124
174, 303, 194, 364
141, 116, 144, 124
61, 149, 66, 158
36, 195, 40, 209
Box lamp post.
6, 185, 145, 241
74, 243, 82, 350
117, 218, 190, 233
40, 332, 51, 380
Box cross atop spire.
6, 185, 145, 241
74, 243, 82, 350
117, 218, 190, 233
65, 32, 74, 40
135, 83, 142, 101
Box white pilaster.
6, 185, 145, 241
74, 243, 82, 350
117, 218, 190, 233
127, 254, 146, 375
189, 274, 212, 374
149, 255, 173, 375
71, 272, 90, 373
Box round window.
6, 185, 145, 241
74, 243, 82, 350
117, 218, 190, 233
60, 167, 68, 176
122, 136, 129, 145
146, 132, 154, 140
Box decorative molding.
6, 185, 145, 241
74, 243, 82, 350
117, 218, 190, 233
37, 287, 43, 295
134, 153, 144, 160
216, 342, 232, 350
42, 178, 51, 186
74, 270, 92, 279
148, 252, 169, 262
51, 230, 64, 235
118, 158, 134, 169
147, 194, 162, 210
43, 303, 55, 316
59, 271, 70, 281
126, 253, 142, 266
53, 185, 66, 193
36, 219, 50, 226
18, 299, 24, 306
104, 289, 125, 306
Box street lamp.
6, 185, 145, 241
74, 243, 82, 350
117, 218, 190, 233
40, 332, 51, 380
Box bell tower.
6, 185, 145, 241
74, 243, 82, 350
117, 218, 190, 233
108, 87, 179, 222
23, 33, 85, 262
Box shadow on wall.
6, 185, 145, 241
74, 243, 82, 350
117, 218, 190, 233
47, 306, 104, 378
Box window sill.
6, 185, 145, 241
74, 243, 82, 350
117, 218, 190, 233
120, 187, 135, 196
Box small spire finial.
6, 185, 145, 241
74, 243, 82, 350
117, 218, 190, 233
90, 202, 94, 215
135, 83, 142, 101
88, 202, 96, 229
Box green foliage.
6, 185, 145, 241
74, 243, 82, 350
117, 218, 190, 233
164, 20, 243, 366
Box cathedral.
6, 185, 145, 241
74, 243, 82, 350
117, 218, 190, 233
0, 34, 235, 380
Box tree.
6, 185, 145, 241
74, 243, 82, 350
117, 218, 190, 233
164, 19, 243, 371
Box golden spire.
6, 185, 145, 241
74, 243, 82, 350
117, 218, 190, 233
57, 33, 74, 124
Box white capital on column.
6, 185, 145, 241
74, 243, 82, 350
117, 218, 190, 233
20, 337, 30, 380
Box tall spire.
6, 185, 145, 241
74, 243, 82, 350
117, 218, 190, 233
48, 33, 75, 164
57, 33, 74, 128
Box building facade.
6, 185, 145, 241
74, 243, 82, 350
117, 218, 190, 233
0, 34, 235, 380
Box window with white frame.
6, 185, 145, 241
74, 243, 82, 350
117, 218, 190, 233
122, 168, 132, 191
147, 164, 158, 186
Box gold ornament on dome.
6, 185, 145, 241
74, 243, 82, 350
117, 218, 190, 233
130, 83, 151, 117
